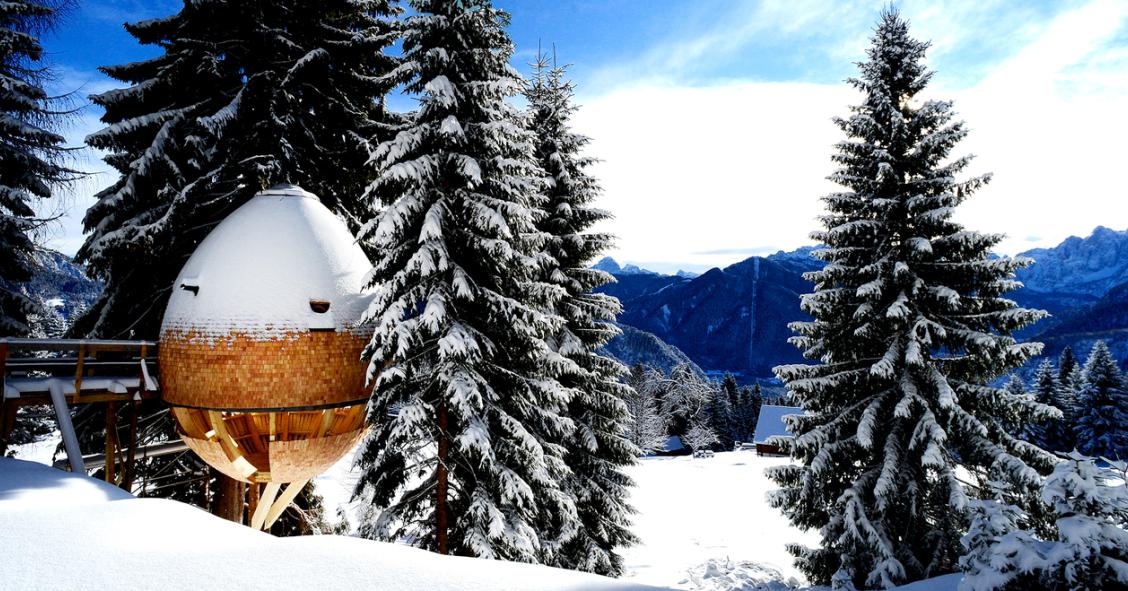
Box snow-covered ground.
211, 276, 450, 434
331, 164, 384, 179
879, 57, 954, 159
619, 454, 814, 589
315, 448, 955, 591
315, 445, 816, 589
0, 457, 667, 591
6, 441, 960, 591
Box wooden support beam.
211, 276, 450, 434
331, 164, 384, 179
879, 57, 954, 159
251, 482, 281, 530
262, 479, 308, 531
208, 410, 256, 480
73, 344, 85, 404
315, 407, 335, 438
122, 400, 139, 492
104, 401, 118, 484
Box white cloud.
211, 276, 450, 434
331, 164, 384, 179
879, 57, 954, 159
573, 80, 851, 269
575, 0, 1128, 270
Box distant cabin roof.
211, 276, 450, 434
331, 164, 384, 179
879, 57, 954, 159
753, 405, 804, 444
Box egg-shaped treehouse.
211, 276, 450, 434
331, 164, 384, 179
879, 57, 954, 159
159, 185, 373, 529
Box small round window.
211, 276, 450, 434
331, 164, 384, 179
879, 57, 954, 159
309, 299, 331, 314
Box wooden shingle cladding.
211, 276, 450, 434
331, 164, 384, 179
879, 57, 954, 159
160, 327, 372, 485
159, 329, 371, 410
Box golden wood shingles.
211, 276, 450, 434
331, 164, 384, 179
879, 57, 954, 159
159, 329, 370, 410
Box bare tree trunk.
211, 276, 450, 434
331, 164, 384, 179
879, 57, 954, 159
436, 401, 449, 554
211, 471, 245, 524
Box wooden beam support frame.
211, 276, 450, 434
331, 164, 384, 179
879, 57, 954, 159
207, 410, 256, 481
250, 482, 281, 530
73, 344, 85, 404
104, 401, 118, 484
261, 479, 309, 531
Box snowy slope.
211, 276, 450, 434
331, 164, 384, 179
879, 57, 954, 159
310, 446, 962, 591
0, 458, 669, 591
618, 453, 817, 589
6, 444, 962, 591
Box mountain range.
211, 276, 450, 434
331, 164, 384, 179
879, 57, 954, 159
20, 226, 1128, 379
599, 227, 1128, 380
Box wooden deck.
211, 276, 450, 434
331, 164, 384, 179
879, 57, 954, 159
0, 338, 161, 485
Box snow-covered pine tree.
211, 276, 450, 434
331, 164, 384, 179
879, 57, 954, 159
959, 495, 1041, 591
75, 0, 399, 338
1074, 341, 1128, 460
524, 51, 638, 575
354, 0, 573, 564
705, 381, 734, 450
0, 0, 78, 337
1027, 360, 1070, 453
960, 453, 1128, 591
741, 384, 764, 442
1058, 347, 1077, 385
1002, 375, 1032, 439
623, 364, 669, 455
769, 10, 1054, 589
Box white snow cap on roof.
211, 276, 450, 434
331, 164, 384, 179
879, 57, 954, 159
753, 405, 804, 444
161, 185, 375, 339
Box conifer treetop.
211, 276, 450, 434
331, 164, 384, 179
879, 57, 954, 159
769, 9, 1052, 588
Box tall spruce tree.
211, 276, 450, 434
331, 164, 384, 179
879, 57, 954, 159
1074, 341, 1128, 460
353, 0, 574, 563
524, 52, 638, 575
769, 10, 1053, 589
1027, 360, 1070, 453
75, 0, 399, 338
1058, 346, 1077, 385
0, 0, 78, 336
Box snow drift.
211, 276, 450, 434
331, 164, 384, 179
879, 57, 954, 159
0, 458, 667, 591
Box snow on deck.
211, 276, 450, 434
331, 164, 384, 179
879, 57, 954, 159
0, 458, 668, 591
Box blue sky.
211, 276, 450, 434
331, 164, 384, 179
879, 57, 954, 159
38, 0, 1128, 273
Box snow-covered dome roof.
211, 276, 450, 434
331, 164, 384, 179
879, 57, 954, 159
161, 185, 373, 339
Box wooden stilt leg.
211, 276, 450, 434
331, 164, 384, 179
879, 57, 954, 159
104, 401, 118, 484
251, 482, 282, 530
262, 479, 309, 531
436, 401, 450, 554
122, 400, 138, 492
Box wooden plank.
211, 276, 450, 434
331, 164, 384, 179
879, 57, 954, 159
251, 482, 281, 530
73, 344, 85, 404
7, 390, 153, 406
262, 479, 309, 530
122, 400, 138, 492
104, 401, 117, 484
269, 412, 277, 442
208, 410, 256, 480
243, 413, 264, 454
315, 407, 335, 438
